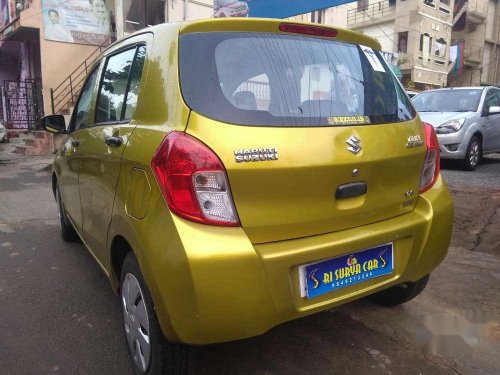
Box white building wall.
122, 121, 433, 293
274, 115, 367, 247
357, 23, 396, 53
482, 42, 492, 83
485, 0, 496, 40
324, 7, 349, 28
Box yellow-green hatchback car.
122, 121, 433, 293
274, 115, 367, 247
43, 19, 453, 375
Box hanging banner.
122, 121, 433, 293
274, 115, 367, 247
213, 0, 354, 19
452, 40, 465, 77
42, 0, 111, 45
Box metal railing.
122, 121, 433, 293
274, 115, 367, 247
347, 1, 396, 26
49, 43, 108, 115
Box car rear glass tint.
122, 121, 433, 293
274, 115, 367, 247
179, 32, 415, 127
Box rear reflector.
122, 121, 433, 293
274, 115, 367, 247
151, 132, 239, 226
279, 23, 338, 38
419, 123, 441, 193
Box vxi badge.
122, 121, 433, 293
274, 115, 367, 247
234, 148, 278, 163
407, 135, 424, 148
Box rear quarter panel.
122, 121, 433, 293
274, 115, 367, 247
105, 24, 191, 338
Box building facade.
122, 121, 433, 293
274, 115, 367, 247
0, 0, 214, 130
330, 0, 500, 88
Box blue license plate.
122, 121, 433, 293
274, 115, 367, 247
301, 243, 394, 299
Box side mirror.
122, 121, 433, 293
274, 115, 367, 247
41, 115, 66, 134
487, 106, 500, 115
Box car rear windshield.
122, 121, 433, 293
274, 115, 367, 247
179, 32, 415, 127
413, 89, 482, 113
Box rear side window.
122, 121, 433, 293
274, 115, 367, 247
179, 32, 415, 127
95, 45, 146, 124
71, 68, 99, 132
124, 46, 147, 119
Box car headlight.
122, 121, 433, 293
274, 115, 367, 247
435, 118, 466, 134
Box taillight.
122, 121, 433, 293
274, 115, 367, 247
419, 122, 441, 193
151, 132, 239, 226
279, 23, 338, 38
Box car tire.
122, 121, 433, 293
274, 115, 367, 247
120, 253, 196, 375
368, 274, 429, 307
461, 136, 482, 171
56, 185, 78, 242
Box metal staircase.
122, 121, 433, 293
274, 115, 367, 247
49, 42, 108, 115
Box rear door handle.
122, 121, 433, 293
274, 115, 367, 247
336, 182, 367, 199
105, 136, 123, 147
71, 139, 80, 147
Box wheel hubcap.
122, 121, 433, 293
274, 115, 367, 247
469, 141, 480, 167
122, 273, 151, 373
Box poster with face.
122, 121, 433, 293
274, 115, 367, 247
42, 0, 111, 45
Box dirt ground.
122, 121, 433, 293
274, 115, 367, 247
449, 186, 500, 255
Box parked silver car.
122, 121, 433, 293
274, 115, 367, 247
413, 87, 500, 170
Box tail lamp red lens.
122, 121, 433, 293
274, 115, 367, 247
419, 122, 441, 193
151, 132, 239, 226
279, 23, 338, 38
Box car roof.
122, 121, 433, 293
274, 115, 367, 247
106, 18, 381, 52
178, 18, 380, 50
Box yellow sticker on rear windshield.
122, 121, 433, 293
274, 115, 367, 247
327, 116, 371, 125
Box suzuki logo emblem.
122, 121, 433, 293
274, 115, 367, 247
346, 135, 362, 155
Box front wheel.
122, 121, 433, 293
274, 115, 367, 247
368, 274, 430, 307
461, 136, 482, 171
120, 253, 196, 375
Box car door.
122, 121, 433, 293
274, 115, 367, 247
57, 66, 100, 234
77, 38, 149, 265
481, 88, 500, 152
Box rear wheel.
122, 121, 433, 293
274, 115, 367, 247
368, 274, 430, 307
56, 185, 78, 242
120, 253, 196, 375
461, 136, 482, 171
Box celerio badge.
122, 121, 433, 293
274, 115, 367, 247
346, 135, 362, 155
234, 148, 278, 163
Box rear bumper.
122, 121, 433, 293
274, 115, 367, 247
145, 175, 453, 345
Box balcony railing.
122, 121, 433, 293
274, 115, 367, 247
347, 1, 396, 27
